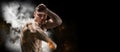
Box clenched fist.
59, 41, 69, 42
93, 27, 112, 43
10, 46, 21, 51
48, 41, 57, 50
37, 4, 47, 12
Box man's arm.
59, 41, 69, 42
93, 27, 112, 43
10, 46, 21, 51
44, 8, 62, 29
36, 4, 62, 29
20, 25, 27, 45
36, 3, 62, 29
36, 28, 57, 50
20, 23, 30, 45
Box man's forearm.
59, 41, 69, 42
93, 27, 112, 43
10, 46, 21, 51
36, 28, 52, 42
36, 28, 56, 49
47, 9, 62, 25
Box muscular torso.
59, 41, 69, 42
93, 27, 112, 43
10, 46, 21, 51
21, 22, 47, 52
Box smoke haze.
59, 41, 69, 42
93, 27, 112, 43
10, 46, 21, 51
2, 1, 51, 52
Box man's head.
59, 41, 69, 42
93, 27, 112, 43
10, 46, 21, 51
34, 4, 47, 25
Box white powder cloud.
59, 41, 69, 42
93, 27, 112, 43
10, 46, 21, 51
2, 1, 51, 52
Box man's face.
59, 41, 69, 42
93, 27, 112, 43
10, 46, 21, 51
34, 11, 47, 24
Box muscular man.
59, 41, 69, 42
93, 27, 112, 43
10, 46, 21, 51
20, 4, 62, 52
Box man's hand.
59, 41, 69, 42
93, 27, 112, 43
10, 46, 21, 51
37, 4, 47, 11
39, 4, 46, 8
48, 41, 57, 50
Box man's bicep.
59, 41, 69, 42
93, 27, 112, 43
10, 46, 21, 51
21, 24, 29, 39
22, 26, 28, 32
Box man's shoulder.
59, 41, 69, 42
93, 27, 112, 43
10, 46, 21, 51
25, 19, 34, 26
22, 22, 33, 30
26, 22, 33, 25
25, 21, 35, 26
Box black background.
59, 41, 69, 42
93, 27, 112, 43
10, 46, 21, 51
0, 0, 79, 52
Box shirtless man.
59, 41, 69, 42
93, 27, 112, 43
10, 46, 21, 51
20, 4, 62, 52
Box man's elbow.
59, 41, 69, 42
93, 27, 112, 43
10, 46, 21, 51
57, 19, 62, 26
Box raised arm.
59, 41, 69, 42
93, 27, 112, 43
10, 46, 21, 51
35, 4, 62, 29
44, 8, 62, 29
